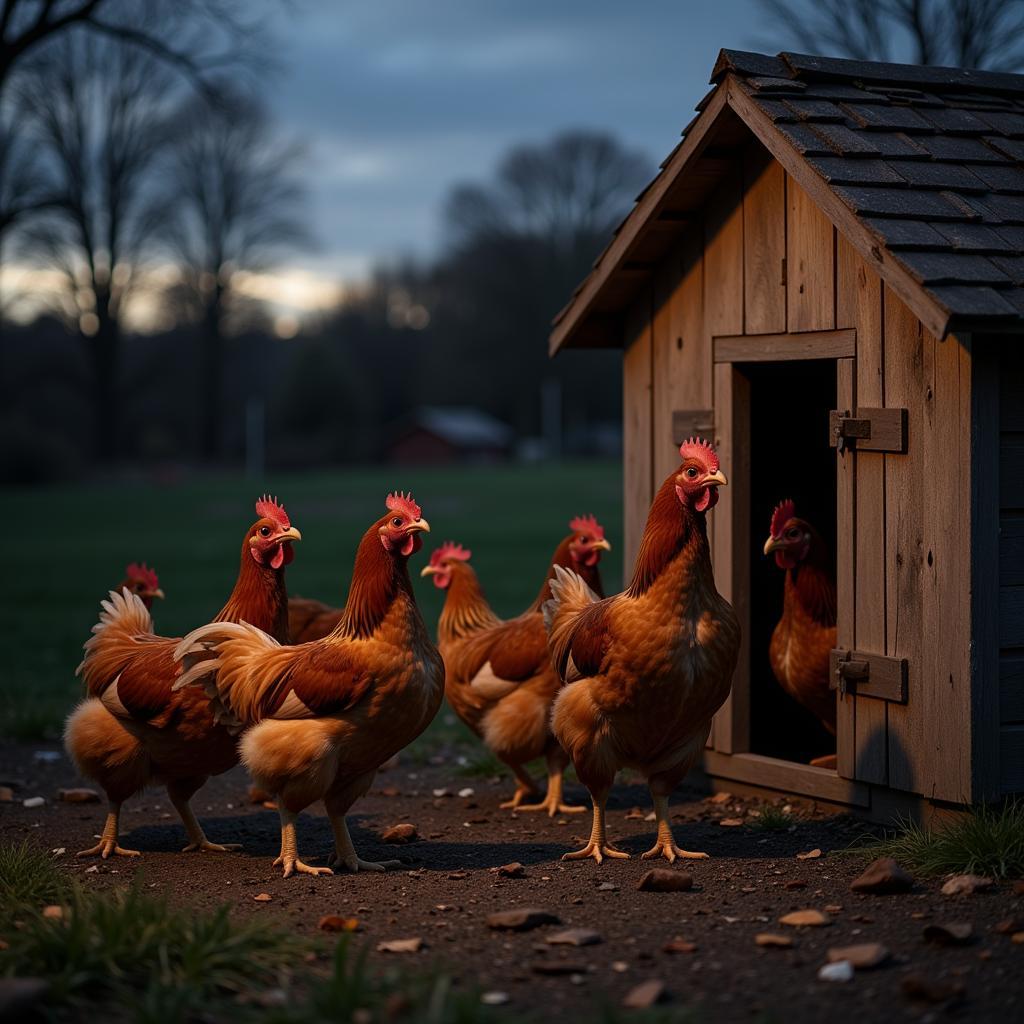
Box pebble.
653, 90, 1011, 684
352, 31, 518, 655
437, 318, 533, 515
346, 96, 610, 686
253, 893, 272, 902
22, 797, 44, 808
457, 787, 474, 798
318, 915, 359, 933
377, 937, 423, 953
611, 961, 629, 973
637, 869, 693, 893
719, 818, 744, 827
941, 874, 995, 896
621, 979, 667, 1009
755, 933, 793, 948
546, 928, 602, 947
849, 857, 914, 894
381, 823, 418, 844
495, 862, 525, 878
597, 881, 619, 892
41, 905, 64, 920
708, 792, 732, 804
827, 943, 889, 969
486, 908, 560, 932
796, 849, 822, 860
779, 909, 830, 928
784, 880, 807, 891
480, 992, 509, 1006
662, 936, 698, 953
817, 960, 854, 983
923, 921, 973, 946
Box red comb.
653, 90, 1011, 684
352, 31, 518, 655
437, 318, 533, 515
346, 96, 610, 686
678, 436, 720, 472
125, 562, 159, 590
255, 495, 290, 530
770, 499, 796, 539
386, 490, 422, 521
569, 514, 605, 540
431, 541, 472, 566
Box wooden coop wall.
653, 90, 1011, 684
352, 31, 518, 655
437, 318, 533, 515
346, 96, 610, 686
621, 141, 982, 807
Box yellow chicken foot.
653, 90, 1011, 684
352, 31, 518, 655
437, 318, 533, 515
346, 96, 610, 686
76, 804, 140, 859
516, 771, 586, 816
563, 797, 629, 863
171, 793, 241, 854
641, 794, 709, 861
328, 815, 401, 873
274, 810, 332, 878
499, 765, 541, 810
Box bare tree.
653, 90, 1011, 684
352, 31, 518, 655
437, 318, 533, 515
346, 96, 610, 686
157, 90, 309, 460
757, 0, 1024, 70
12, 31, 176, 459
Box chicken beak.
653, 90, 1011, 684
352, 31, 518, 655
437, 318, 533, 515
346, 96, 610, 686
705, 469, 728, 488
593, 538, 612, 552
279, 526, 302, 543
407, 518, 431, 535
419, 564, 438, 577
147, 588, 166, 601
763, 535, 782, 556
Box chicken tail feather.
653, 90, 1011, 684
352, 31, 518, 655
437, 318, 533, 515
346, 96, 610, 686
544, 565, 599, 683
76, 588, 156, 693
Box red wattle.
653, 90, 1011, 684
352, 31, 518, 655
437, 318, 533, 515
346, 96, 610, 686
270, 544, 285, 570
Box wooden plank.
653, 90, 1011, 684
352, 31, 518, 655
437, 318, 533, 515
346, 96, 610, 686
828, 408, 908, 453
830, 649, 908, 703
1000, 587, 1024, 647
743, 144, 786, 335
672, 409, 715, 445
836, 353, 857, 780
999, 724, 1024, 794
622, 292, 653, 576
1000, 653, 1024, 724
704, 164, 745, 339
726, 80, 951, 341
714, 328, 855, 363
1000, 516, 1024, 586
838, 239, 889, 787
711, 363, 750, 754
972, 337, 1002, 800
702, 751, 871, 806
786, 175, 835, 333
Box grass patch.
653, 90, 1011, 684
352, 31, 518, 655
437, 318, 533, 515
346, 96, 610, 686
858, 800, 1024, 880
456, 750, 507, 779
750, 804, 793, 831
0, 841, 68, 913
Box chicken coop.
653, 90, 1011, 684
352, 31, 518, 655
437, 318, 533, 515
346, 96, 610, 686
550, 49, 1024, 816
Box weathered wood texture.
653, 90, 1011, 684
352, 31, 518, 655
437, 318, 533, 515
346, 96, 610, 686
743, 144, 786, 335
622, 293, 653, 575
786, 175, 834, 333
714, 329, 855, 363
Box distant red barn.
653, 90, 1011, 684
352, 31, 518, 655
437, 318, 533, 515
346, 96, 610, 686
388, 406, 513, 464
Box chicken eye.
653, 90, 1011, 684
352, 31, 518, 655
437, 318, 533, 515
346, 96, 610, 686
579, 536, 589, 544
391, 517, 403, 528
685, 467, 699, 479
786, 527, 800, 539
259, 526, 271, 537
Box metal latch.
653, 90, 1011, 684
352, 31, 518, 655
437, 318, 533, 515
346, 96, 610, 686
828, 408, 908, 453
829, 648, 908, 703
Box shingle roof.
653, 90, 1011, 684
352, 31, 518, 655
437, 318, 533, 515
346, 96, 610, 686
551, 49, 1024, 351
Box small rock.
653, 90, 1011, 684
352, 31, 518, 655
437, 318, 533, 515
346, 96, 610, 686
0, 979, 49, 1017
611, 961, 629, 973
253, 893, 272, 903
755, 933, 793, 948
381, 823, 418, 844
495, 862, 525, 878
480, 992, 509, 1006
637, 869, 693, 893
784, 879, 807, 891
486, 908, 561, 932
850, 857, 914, 895
901, 973, 966, 1004
57, 788, 99, 804
22, 797, 44, 808
84, 865, 99, 874
377, 937, 423, 953
708, 792, 732, 804
547, 928, 602, 947
447, 870, 468, 880
378, 786, 400, 797
923, 922, 973, 946
247, 785, 272, 804
779, 909, 830, 928
457, 787, 474, 798
41, 905, 64, 920
941, 874, 994, 896
597, 881, 619, 892
621, 979, 668, 1009
662, 936, 697, 953
0, 786, 13, 802
318, 915, 359, 933
818, 961, 854, 983
719, 818, 744, 827
796, 848, 822, 860
828, 943, 889, 969
432, 788, 450, 798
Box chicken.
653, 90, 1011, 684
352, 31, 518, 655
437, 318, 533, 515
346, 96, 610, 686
65, 496, 300, 859
287, 594, 342, 645
422, 516, 611, 816
173, 491, 444, 878
545, 439, 739, 863
117, 563, 166, 609
763, 500, 837, 745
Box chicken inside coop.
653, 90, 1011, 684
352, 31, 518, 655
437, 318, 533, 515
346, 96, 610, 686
746, 358, 838, 766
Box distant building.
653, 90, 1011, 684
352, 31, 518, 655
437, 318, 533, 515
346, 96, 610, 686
387, 405, 513, 464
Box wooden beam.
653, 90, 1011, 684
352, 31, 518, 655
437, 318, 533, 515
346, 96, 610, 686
725, 78, 952, 342
713, 328, 856, 363
702, 751, 871, 806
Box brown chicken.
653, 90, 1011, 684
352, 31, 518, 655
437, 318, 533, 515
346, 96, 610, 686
545, 439, 739, 863
763, 500, 838, 742
117, 563, 166, 609
65, 497, 300, 858
422, 517, 611, 816
173, 492, 444, 878
287, 593, 342, 644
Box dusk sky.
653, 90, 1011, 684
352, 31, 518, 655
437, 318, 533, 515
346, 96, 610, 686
264, 1, 777, 300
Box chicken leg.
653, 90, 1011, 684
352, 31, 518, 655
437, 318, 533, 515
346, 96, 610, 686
498, 762, 542, 810
273, 808, 332, 878
328, 815, 401, 873
168, 777, 241, 854
563, 789, 629, 863
516, 749, 585, 816
641, 792, 709, 862
76, 802, 139, 859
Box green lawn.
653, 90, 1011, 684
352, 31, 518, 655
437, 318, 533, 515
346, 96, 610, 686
0, 460, 622, 740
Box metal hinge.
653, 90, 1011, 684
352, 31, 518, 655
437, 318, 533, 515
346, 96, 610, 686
829, 408, 908, 454
830, 648, 908, 703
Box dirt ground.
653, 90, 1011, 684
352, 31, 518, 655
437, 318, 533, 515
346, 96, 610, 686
2, 740, 1022, 1023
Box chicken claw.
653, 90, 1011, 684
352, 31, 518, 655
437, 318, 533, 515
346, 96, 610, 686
181, 840, 242, 853
274, 853, 333, 878
562, 841, 630, 864
76, 839, 140, 859
330, 853, 402, 873
499, 783, 542, 810
641, 840, 709, 862
515, 771, 586, 816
